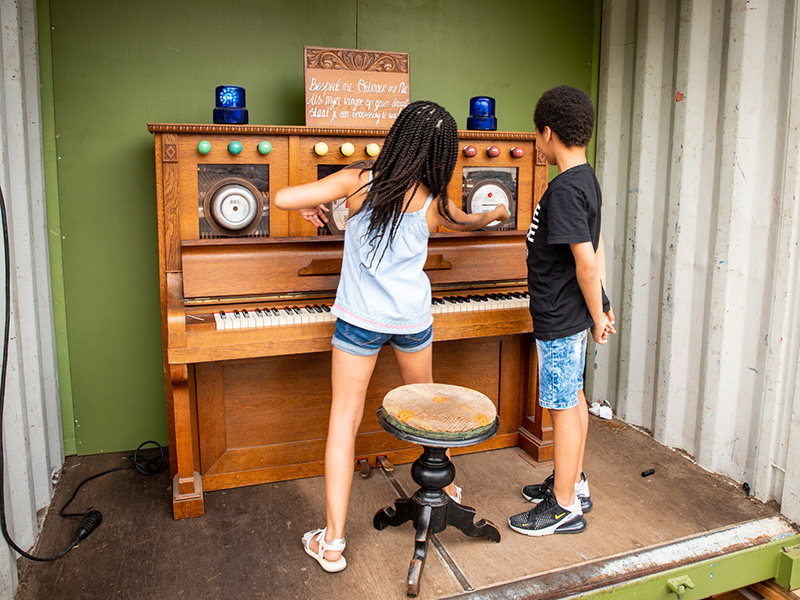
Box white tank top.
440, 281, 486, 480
331, 177, 434, 334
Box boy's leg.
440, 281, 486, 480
550, 403, 583, 508
576, 388, 589, 484
315, 347, 379, 560
509, 331, 588, 535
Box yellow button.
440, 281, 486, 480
365, 143, 380, 157
340, 142, 355, 156
313, 142, 329, 156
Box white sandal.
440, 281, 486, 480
302, 527, 347, 573
447, 485, 463, 504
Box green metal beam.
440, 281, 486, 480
571, 534, 800, 600
775, 543, 800, 591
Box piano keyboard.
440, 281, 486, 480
212, 291, 529, 331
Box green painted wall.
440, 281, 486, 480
41, 0, 601, 455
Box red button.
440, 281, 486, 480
510, 147, 525, 158
463, 145, 478, 158
486, 146, 501, 158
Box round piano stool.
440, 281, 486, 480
373, 383, 501, 597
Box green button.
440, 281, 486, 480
228, 141, 243, 155
257, 141, 272, 155
197, 140, 212, 155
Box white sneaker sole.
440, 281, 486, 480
508, 515, 587, 537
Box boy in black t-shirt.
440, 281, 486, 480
509, 86, 615, 536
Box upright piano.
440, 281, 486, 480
148, 123, 553, 518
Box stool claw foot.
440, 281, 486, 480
373, 497, 414, 530
447, 502, 502, 542
406, 504, 432, 597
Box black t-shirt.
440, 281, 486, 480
525, 163, 609, 340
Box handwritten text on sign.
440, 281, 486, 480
304, 47, 410, 128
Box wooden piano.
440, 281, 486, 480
148, 123, 553, 518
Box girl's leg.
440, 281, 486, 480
391, 344, 458, 499
311, 347, 379, 560
391, 343, 433, 384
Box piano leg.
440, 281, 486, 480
169, 364, 205, 518
517, 341, 554, 462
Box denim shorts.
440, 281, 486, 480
331, 319, 433, 357
536, 329, 588, 410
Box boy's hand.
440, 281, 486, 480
605, 307, 616, 334
591, 314, 615, 344
299, 204, 329, 228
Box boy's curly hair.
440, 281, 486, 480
533, 86, 595, 148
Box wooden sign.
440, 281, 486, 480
304, 46, 410, 128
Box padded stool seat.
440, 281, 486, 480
373, 383, 501, 597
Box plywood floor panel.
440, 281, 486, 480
388, 417, 776, 593
16, 417, 783, 600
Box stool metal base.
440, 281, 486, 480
374, 413, 501, 597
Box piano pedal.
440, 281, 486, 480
377, 455, 394, 472
357, 458, 371, 478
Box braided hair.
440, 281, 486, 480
353, 100, 460, 254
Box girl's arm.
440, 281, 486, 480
274, 168, 367, 213
428, 198, 510, 232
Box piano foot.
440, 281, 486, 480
172, 472, 204, 519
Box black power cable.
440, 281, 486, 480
0, 184, 165, 561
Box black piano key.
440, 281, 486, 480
220, 310, 227, 320
312, 305, 323, 313
321, 305, 331, 312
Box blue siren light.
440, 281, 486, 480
466, 96, 497, 131
214, 85, 248, 124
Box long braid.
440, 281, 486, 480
351, 101, 461, 260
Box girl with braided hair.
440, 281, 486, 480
275, 100, 510, 573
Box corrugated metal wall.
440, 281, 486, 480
591, 0, 800, 524
0, 0, 63, 596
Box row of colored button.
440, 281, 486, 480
196, 140, 523, 159
197, 140, 273, 156
313, 142, 381, 157
463, 145, 525, 158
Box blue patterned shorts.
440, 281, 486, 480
536, 329, 588, 410
332, 319, 433, 357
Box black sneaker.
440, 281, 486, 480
509, 490, 586, 536
522, 472, 593, 513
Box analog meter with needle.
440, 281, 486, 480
465, 178, 514, 230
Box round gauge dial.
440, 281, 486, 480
326, 196, 350, 235
466, 179, 513, 231
203, 178, 264, 236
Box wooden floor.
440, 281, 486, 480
15, 417, 793, 599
